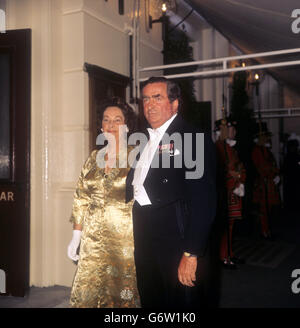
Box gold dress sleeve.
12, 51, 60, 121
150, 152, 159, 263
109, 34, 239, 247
69, 147, 140, 308
70, 150, 98, 226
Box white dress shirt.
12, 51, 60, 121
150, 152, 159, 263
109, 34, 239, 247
132, 113, 178, 205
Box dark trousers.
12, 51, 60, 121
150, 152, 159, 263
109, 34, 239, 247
132, 201, 209, 309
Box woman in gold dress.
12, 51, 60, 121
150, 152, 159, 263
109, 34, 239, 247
67, 98, 140, 308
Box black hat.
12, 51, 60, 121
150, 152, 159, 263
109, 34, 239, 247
287, 139, 299, 148
214, 116, 237, 132
254, 121, 272, 137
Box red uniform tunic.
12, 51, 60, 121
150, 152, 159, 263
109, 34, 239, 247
216, 139, 246, 260
252, 144, 281, 235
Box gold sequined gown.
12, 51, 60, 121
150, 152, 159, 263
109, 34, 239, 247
69, 148, 140, 308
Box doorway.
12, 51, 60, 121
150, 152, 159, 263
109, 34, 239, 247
0, 29, 31, 297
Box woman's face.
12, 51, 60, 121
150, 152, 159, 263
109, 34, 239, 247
102, 106, 126, 141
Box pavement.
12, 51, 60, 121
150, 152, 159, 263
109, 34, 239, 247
219, 208, 300, 308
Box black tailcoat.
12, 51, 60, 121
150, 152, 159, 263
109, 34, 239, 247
126, 114, 217, 308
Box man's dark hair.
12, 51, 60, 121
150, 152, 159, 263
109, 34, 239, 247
141, 76, 182, 110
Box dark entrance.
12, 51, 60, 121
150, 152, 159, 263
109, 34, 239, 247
84, 63, 130, 151
0, 29, 31, 297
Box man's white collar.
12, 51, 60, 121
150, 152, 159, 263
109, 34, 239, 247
147, 113, 178, 138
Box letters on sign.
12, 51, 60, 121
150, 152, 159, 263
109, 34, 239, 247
0, 191, 14, 202
291, 9, 300, 34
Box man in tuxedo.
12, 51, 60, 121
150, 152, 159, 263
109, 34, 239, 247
126, 77, 216, 308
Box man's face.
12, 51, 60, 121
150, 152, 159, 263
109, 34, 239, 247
142, 82, 178, 129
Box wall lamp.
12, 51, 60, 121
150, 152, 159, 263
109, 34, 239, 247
149, 2, 168, 29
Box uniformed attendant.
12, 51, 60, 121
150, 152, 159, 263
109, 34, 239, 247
251, 122, 281, 239
214, 116, 246, 269
282, 137, 300, 215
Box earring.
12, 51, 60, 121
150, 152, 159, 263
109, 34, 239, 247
101, 128, 104, 132
125, 126, 129, 133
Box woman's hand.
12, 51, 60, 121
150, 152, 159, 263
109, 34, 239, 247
67, 229, 82, 261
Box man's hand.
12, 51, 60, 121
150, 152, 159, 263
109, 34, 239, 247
178, 255, 197, 287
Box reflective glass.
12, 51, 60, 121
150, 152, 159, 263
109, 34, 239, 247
0, 53, 10, 179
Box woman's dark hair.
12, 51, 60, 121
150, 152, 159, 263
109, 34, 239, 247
140, 76, 182, 111
98, 97, 137, 134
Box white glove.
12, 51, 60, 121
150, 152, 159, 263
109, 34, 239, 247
67, 230, 82, 261
226, 139, 237, 147
233, 183, 245, 197
273, 175, 280, 185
